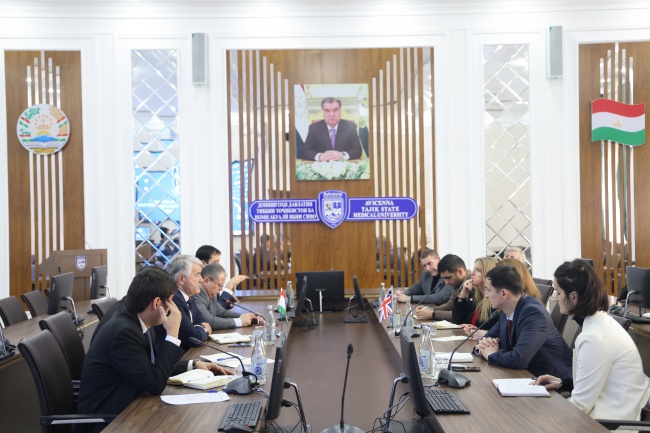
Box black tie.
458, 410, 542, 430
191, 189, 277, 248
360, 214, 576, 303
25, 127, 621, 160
187, 297, 194, 322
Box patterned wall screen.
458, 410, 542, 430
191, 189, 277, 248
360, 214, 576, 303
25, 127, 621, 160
132, 49, 181, 269
483, 44, 532, 268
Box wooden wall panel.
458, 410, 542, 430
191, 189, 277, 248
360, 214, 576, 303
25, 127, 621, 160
5, 51, 84, 302
229, 48, 435, 292
579, 43, 650, 295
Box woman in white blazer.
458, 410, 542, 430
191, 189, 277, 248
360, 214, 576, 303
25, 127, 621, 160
536, 260, 650, 422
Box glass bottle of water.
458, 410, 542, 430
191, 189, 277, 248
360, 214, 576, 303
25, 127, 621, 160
391, 307, 402, 335
418, 325, 436, 375
250, 329, 267, 384
264, 305, 276, 346
286, 281, 294, 310
378, 283, 386, 306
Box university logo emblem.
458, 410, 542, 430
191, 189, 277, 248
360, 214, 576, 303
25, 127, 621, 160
318, 190, 348, 229
75, 255, 87, 271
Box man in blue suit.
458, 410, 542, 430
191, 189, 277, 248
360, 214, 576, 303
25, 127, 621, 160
154, 255, 212, 350
477, 265, 572, 379
301, 97, 362, 161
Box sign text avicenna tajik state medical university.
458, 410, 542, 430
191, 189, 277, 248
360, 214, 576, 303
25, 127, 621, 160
248, 190, 418, 229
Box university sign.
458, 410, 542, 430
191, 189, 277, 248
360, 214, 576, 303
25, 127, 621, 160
248, 190, 418, 229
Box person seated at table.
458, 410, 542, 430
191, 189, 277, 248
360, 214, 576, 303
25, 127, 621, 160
452, 257, 499, 337
194, 263, 263, 330
476, 265, 572, 379
154, 255, 212, 350
76, 267, 231, 433
394, 249, 451, 306
497, 257, 542, 301
411, 254, 468, 321
535, 260, 650, 422
195, 244, 248, 307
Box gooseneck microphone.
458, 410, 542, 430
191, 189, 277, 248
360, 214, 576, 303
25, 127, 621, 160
224, 299, 263, 319
321, 344, 364, 433
437, 310, 499, 388
254, 273, 277, 290
189, 337, 257, 395
395, 269, 417, 288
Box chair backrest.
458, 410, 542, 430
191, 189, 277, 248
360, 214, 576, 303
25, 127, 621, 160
92, 297, 119, 320
608, 313, 632, 331
536, 284, 554, 306
532, 277, 552, 287
561, 315, 582, 350
549, 299, 569, 334
0, 295, 29, 326
21, 290, 49, 317
17, 330, 76, 433
39, 312, 85, 381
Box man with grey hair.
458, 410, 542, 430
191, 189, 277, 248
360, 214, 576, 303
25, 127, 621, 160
195, 263, 263, 330
301, 97, 363, 161
154, 255, 212, 350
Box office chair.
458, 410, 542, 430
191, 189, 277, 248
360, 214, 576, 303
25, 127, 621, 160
0, 296, 29, 326
536, 284, 554, 306
608, 313, 632, 331
549, 299, 569, 334
532, 277, 552, 287
17, 330, 117, 433
22, 290, 49, 317
624, 266, 650, 315
561, 315, 582, 350
39, 312, 85, 383
91, 297, 118, 320
597, 419, 650, 431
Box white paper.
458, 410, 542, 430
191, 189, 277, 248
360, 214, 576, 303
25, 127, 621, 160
200, 352, 243, 364
160, 392, 230, 405
432, 335, 468, 342
436, 352, 473, 362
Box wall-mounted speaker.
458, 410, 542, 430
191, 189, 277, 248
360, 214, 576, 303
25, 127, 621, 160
547, 26, 563, 78
192, 33, 208, 85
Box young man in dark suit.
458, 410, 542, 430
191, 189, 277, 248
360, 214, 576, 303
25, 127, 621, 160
301, 97, 363, 161
476, 265, 573, 379
76, 267, 229, 433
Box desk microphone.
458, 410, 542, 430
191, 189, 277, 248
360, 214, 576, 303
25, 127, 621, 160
224, 300, 263, 320
64, 296, 84, 326
395, 269, 417, 288
400, 292, 434, 337
189, 337, 257, 395
321, 344, 364, 433
437, 310, 499, 389
254, 273, 277, 290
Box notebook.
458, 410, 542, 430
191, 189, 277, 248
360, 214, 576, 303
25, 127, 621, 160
492, 378, 550, 397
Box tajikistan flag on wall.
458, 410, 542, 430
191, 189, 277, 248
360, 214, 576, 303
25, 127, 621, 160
592, 99, 645, 146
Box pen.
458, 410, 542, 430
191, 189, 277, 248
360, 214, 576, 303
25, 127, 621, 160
205, 390, 221, 393
421, 306, 430, 310
531, 378, 562, 384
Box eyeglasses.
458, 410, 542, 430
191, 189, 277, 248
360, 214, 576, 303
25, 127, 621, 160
207, 277, 224, 289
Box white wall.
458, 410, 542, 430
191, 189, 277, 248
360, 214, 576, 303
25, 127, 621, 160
2, 1, 650, 298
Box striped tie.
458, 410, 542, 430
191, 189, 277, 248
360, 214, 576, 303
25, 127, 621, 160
146, 329, 156, 364
330, 128, 336, 150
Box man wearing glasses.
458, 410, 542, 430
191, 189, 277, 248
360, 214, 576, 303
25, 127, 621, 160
195, 263, 264, 330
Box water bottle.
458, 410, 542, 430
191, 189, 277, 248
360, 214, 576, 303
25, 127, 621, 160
287, 281, 295, 310
403, 299, 413, 335
418, 325, 436, 375
264, 305, 276, 346
378, 283, 386, 305
250, 329, 267, 384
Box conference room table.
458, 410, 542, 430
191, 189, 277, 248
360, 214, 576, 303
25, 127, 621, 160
103, 299, 606, 433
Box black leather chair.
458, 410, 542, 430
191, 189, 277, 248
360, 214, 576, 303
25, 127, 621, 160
91, 297, 118, 320
17, 330, 116, 433
0, 296, 28, 326
22, 290, 48, 317
39, 312, 85, 382
549, 299, 568, 334
561, 315, 582, 350
532, 277, 552, 287
536, 284, 554, 306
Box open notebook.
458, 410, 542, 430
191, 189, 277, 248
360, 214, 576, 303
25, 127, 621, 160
492, 378, 550, 397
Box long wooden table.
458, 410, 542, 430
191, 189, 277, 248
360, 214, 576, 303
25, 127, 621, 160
103, 300, 606, 433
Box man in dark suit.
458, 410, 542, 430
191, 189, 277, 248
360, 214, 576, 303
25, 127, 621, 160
476, 265, 573, 379
195, 263, 263, 330
301, 97, 362, 161
154, 255, 212, 350
76, 267, 229, 433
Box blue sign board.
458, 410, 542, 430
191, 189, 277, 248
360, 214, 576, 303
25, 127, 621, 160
249, 190, 417, 229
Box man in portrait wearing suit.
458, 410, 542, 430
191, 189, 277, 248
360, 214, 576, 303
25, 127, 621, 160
301, 97, 363, 161
76, 267, 230, 433
154, 255, 212, 350
476, 265, 573, 379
